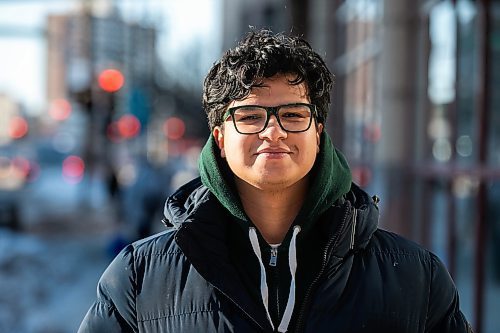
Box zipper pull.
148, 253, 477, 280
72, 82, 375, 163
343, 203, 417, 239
269, 246, 278, 266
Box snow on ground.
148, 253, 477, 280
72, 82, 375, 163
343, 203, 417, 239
0, 229, 111, 333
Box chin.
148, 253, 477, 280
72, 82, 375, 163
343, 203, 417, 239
253, 174, 302, 190
252, 181, 291, 192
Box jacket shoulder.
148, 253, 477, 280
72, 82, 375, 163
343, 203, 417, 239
363, 229, 471, 332
367, 228, 432, 261
131, 228, 180, 256
78, 229, 181, 332
96, 230, 183, 305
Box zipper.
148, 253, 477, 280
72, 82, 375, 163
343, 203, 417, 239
269, 245, 278, 266
269, 244, 280, 326
274, 262, 280, 324
293, 202, 352, 332
349, 208, 358, 250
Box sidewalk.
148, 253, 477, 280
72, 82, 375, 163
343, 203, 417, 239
0, 195, 118, 333
0, 228, 112, 333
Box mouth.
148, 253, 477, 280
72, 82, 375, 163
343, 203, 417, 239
256, 148, 291, 154
255, 148, 291, 159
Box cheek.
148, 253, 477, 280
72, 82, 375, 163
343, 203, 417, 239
224, 135, 253, 164
298, 135, 320, 164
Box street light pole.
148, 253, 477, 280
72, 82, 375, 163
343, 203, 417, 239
473, 0, 491, 332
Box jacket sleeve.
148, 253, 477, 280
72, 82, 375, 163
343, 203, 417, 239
78, 245, 138, 333
425, 253, 474, 333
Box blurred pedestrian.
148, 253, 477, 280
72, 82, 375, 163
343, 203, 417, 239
79, 29, 473, 332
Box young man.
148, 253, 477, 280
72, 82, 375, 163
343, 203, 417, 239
79, 30, 472, 332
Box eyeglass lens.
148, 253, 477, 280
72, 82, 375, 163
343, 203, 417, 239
232, 105, 312, 133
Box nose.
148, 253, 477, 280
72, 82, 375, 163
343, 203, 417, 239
258, 115, 287, 141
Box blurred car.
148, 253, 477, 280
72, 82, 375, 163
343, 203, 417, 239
0, 145, 38, 230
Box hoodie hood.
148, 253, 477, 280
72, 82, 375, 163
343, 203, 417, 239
197, 131, 352, 238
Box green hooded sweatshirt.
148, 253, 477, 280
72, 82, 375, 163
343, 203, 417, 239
198, 130, 352, 243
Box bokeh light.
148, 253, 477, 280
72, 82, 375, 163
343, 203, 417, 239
432, 138, 452, 162
456, 135, 473, 157
351, 165, 373, 187
11, 157, 31, 178
117, 114, 141, 139
163, 117, 186, 140
62, 155, 85, 184
98, 69, 125, 93
49, 99, 72, 121
52, 131, 77, 153
9, 116, 28, 139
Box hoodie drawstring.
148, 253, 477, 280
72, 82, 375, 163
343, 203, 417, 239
278, 225, 300, 332
249, 226, 301, 332
249, 227, 274, 330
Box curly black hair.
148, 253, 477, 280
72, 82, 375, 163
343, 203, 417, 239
202, 29, 334, 130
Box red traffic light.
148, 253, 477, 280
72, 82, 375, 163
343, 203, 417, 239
9, 116, 29, 139
98, 69, 124, 93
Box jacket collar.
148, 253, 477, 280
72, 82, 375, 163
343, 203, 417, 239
290, 182, 379, 262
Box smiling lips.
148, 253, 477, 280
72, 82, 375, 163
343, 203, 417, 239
256, 148, 291, 159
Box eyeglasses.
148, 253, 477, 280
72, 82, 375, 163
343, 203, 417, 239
223, 103, 317, 135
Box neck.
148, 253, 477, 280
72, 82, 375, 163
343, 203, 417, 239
235, 177, 309, 244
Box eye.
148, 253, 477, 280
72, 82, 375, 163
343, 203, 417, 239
233, 107, 266, 122
279, 105, 311, 122
239, 113, 264, 121
281, 111, 306, 119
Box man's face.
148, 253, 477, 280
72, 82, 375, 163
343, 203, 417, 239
213, 74, 323, 191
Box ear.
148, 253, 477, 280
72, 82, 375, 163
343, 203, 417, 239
316, 123, 323, 152
213, 126, 226, 158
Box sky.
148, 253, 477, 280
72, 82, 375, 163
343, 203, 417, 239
0, 1, 71, 114
0, 0, 221, 115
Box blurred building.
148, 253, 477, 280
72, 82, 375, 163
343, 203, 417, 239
46, 6, 209, 163
47, 9, 156, 115
222, 0, 290, 50
46, 8, 156, 170
220, 0, 499, 332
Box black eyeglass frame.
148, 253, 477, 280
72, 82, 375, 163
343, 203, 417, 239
223, 103, 318, 135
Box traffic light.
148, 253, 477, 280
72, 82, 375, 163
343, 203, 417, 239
96, 68, 125, 140
98, 69, 124, 93
8, 116, 28, 139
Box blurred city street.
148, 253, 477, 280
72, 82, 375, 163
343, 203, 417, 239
0, 229, 110, 333
0, 146, 197, 332
1, 0, 500, 332
0, 162, 119, 333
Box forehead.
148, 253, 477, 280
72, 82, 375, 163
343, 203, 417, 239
229, 74, 309, 108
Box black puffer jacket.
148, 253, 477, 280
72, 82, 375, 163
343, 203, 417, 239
79, 178, 472, 333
